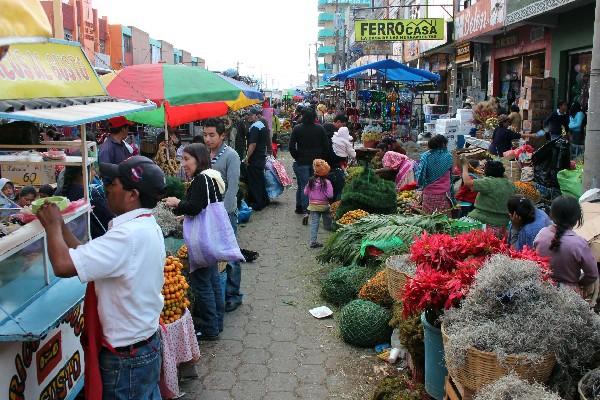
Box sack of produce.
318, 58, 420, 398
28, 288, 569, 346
339, 299, 392, 347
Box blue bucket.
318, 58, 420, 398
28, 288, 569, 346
421, 313, 447, 400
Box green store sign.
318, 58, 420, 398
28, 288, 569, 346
355, 18, 445, 42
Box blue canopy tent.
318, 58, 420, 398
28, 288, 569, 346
329, 59, 440, 84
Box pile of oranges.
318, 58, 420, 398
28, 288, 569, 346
177, 244, 188, 259
160, 256, 191, 325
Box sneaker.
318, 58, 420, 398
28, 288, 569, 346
241, 249, 259, 262
310, 242, 323, 249
196, 332, 219, 341
302, 214, 309, 225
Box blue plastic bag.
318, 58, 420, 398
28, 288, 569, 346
238, 200, 253, 224
265, 168, 284, 200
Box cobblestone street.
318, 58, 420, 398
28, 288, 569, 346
180, 154, 378, 399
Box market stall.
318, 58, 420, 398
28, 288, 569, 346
0, 39, 155, 399
329, 59, 441, 144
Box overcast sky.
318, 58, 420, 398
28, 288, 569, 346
93, 0, 320, 89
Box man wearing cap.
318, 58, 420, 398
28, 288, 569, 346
99, 117, 133, 165
244, 108, 270, 211
36, 156, 166, 400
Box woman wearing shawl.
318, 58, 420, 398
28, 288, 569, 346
416, 135, 454, 215
382, 151, 415, 191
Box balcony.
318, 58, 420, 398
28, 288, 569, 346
319, 0, 371, 5
318, 12, 334, 26
318, 28, 336, 40
317, 45, 336, 57
318, 63, 333, 73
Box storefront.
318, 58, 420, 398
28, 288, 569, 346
491, 25, 552, 109
451, 0, 505, 110
550, 2, 594, 109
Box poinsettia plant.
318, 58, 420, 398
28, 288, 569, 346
402, 229, 551, 321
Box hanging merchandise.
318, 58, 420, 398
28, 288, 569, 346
345, 79, 357, 91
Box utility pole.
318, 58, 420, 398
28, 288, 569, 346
315, 42, 320, 89
584, 0, 600, 189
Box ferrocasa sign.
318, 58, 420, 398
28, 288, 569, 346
355, 18, 445, 42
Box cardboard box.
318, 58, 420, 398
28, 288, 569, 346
574, 202, 600, 261
522, 120, 542, 131
529, 109, 551, 120
524, 76, 543, 89
542, 77, 555, 90
527, 89, 553, 101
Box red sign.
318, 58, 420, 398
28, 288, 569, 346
36, 332, 62, 385
455, 0, 506, 43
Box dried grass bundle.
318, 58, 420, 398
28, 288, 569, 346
474, 374, 562, 400
442, 255, 600, 398
580, 368, 600, 400
152, 202, 182, 238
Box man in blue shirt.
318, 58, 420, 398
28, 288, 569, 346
99, 117, 133, 165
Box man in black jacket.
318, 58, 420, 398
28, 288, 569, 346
544, 100, 569, 140
289, 107, 330, 223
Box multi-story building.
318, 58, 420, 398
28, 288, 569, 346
41, 0, 206, 72
316, 0, 372, 86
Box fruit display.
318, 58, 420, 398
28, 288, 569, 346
160, 256, 190, 325
154, 141, 180, 176
330, 200, 341, 219
397, 190, 418, 214
514, 181, 541, 203
177, 244, 188, 259
338, 209, 369, 225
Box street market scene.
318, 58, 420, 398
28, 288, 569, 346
1, 0, 600, 399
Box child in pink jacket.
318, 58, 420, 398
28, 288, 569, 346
304, 159, 333, 248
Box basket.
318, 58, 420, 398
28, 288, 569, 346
385, 255, 416, 301
441, 325, 556, 392
578, 367, 600, 400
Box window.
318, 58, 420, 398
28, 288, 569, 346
99, 40, 106, 54
123, 35, 132, 53
64, 29, 73, 41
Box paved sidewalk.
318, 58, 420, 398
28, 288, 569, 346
179, 154, 377, 399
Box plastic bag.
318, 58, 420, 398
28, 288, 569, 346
264, 168, 284, 200
270, 158, 293, 187
360, 236, 405, 257
238, 200, 253, 224
557, 167, 583, 199
532, 138, 570, 189
183, 176, 244, 270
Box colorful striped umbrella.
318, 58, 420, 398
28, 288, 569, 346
103, 64, 263, 127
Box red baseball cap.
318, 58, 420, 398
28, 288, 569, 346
108, 116, 134, 129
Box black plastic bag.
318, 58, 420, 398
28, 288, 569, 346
532, 138, 571, 189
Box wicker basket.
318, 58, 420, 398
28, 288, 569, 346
441, 325, 556, 392
578, 367, 600, 400
385, 255, 416, 301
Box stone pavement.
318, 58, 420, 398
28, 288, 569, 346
179, 153, 379, 399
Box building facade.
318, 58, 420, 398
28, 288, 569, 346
41, 0, 206, 72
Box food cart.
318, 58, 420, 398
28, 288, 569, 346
0, 39, 154, 399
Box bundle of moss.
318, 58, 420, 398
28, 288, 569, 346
321, 265, 374, 306
371, 374, 425, 400
359, 270, 393, 306
474, 374, 562, 400
442, 255, 600, 399
336, 168, 397, 219
165, 175, 186, 199
152, 202, 182, 238
340, 299, 392, 347
389, 303, 424, 374
580, 368, 600, 400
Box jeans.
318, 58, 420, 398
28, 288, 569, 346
226, 210, 243, 305
190, 265, 224, 336
100, 332, 162, 400
293, 162, 313, 212
310, 210, 332, 244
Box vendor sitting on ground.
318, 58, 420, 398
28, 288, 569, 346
16, 186, 37, 208
461, 158, 515, 238
380, 151, 415, 191
488, 114, 521, 157
534, 196, 598, 298
507, 195, 551, 250
416, 135, 453, 215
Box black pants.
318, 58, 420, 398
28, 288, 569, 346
246, 164, 269, 211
